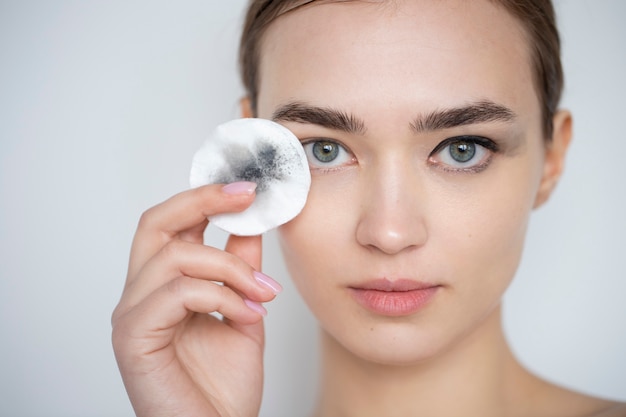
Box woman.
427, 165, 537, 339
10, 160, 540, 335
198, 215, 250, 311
112, 0, 626, 416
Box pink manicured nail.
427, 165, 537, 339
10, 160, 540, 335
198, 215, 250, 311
222, 181, 257, 195
244, 299, 267, 316
253, 271, 283, 294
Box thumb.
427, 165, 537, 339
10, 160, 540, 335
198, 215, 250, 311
224, 234, 265, 345
225, 234, 262, 271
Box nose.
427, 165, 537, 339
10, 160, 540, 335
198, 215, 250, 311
355, 159, 428, 255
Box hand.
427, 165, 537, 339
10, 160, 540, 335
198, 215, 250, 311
111, 182, 281, 417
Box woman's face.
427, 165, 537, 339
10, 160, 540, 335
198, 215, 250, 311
255, 0, 555, 364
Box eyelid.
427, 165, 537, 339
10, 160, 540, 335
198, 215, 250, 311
428, 135, 499, 174
429, 135, 499, 157
300, 136, 347, 146
300, 137, 356, 171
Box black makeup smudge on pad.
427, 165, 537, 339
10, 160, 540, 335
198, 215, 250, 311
215, 142, 286, 192
189, 118, 311, 236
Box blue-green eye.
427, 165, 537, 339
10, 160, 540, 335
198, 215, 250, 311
429, 136, 498, 172
448, 141, 476, 163
302, 139, 355, 169
312, 141, 339, 162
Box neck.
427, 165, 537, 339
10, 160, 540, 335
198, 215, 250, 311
313, 306, 535, 417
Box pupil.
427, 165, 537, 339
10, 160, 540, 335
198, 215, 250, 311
313, 141, 339, 163
449, 141, 475, 163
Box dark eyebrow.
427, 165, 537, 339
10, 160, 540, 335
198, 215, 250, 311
272, 100, 515, 135
411, 100, 516, 133
272, 101, 367, 135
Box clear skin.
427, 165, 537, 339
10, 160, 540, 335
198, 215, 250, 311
112, 1, 625, 416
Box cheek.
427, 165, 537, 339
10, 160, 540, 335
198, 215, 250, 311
277, 175, 356, 296
432, 160, 540, 298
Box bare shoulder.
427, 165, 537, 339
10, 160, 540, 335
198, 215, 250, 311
521, 375, 625, 417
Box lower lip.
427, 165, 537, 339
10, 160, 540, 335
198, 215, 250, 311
349, 287, 440, 316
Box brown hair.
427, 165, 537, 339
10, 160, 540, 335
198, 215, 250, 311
239, 0, 563, 138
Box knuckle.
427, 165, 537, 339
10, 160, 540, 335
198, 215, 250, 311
223, 251, 249, 274
137, 206, 158, 230
193, 185, 218, 208
193, 183, 213, 199
214, 284, 231, 310
110, 304, 123, 327
160, 239, 186, 259
110, 297, 134, 329
110, 307, 133, 351
166, 275, 190, 297
222, 253, 240, 271
111, 319, 126, 350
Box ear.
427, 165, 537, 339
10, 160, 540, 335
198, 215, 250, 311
533, 110, 573, 208
240, 96, 254, 118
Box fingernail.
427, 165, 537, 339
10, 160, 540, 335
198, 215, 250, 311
244, 299, 267, 316
222, 181, 257, 195
253, 271, 283, 294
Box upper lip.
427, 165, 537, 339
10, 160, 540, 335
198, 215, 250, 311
350, 278, 438, 292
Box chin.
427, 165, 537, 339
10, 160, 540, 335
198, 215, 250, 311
327, 319, 452, 367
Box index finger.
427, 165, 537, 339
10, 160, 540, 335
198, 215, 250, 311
127, 182, 257, 280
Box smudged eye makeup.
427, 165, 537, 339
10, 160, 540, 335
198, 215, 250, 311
302, 139, 356, 170
428, 135, 499, 173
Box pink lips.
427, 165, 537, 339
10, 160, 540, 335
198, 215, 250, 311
349, 279, 440, 316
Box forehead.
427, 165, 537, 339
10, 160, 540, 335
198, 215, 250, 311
257, 0, 537, 121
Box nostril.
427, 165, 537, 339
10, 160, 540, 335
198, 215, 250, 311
356, 217, 427, 255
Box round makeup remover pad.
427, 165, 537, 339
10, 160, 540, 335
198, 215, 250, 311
190, 118, 311, 236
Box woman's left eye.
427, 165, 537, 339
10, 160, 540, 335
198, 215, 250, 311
428, 135, 498, 173
302, 139, 355, 170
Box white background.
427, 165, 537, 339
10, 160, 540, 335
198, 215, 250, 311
0, 1, 624, 416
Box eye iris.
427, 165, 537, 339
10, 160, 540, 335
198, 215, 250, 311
449, 141, 476, 163
312, 141, 339, 162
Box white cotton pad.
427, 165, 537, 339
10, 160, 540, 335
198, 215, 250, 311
189, 118, 311, 236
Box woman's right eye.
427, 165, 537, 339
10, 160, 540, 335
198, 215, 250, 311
302, 139, 355, 170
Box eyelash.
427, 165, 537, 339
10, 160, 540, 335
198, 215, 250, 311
428, 135, 500, 174
299, 135, 499, 174
301, 138, 356, 172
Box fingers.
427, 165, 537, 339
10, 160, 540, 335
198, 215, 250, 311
146, 182, 257, 235
120, 239, 278, 315
127, 183, 256, 280
112, 275, 265, 353
114, 181, 279, 348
